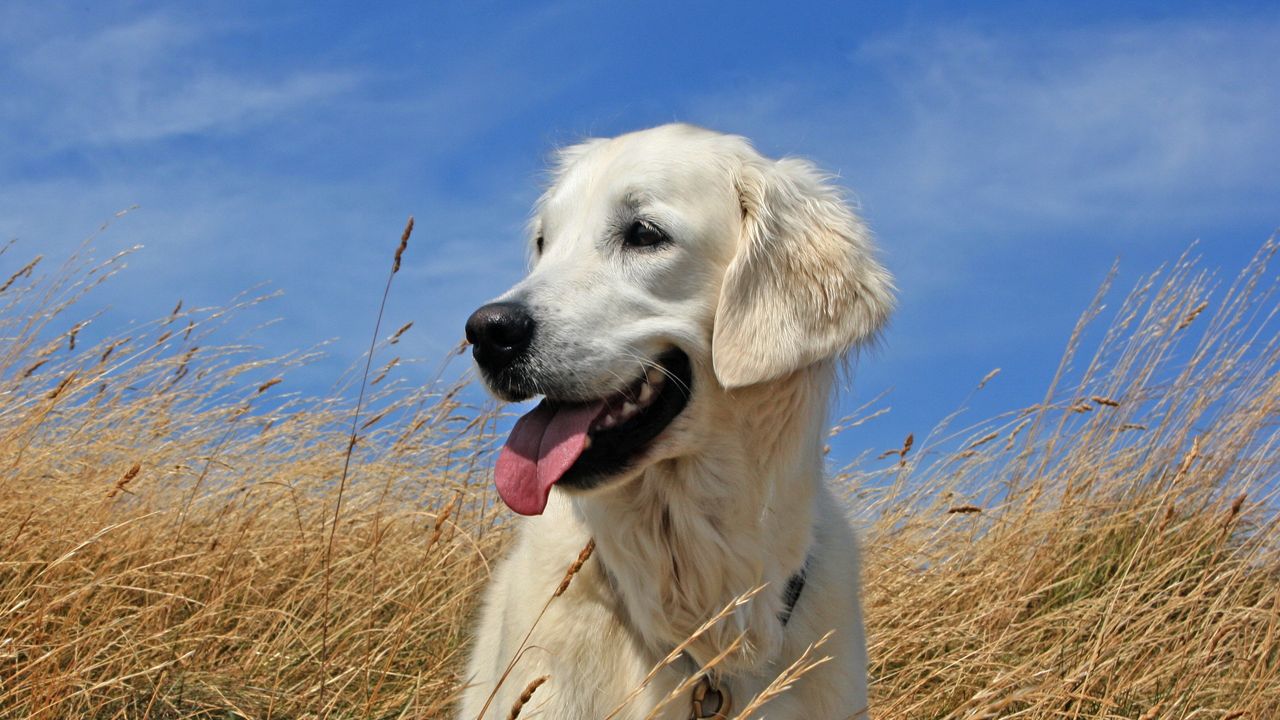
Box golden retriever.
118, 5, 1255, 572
459, 123, 892, 719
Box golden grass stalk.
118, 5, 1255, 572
474, 537, 596, 719
505, 675, 548, 720
731, 629, 834, 719
605, 585, 765, 720
319, 215, 415, 716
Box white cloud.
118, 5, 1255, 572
861, 20, 1280, 226
690, 17, 1279, 238
5, 12, 358, 147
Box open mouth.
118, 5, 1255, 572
493, 349, 692, 516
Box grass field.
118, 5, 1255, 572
2, 231, 1277, 719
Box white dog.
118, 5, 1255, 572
459, 124, 892, 719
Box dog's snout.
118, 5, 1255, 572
465, 302, 536, 372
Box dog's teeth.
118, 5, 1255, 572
600, 414, 618, 429
621, 401, 638, 419
646, 368, 664, 386
582, 436, 592, 449
637, 383, 654, 405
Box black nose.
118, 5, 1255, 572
465, 302, 536, 373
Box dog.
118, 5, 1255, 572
458, 123, 893, 719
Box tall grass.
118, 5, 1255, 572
0, 234, 501, 718
1, 230, 1277, 719
857, 241, 1280, 718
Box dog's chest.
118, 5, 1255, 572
514, 592, 705, 719
498, 520, 768, 719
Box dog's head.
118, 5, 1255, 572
465, 124, 893, 515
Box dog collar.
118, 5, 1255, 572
778, 560, 808, 626
688, 670, 732, 719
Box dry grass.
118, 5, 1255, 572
0, 232, 502, 719
856, 241, 1280, 718
1, 229, 1277, 719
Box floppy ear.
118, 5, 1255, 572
712, 157, 894, 389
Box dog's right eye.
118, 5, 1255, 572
535, 235, 544, 255
623, 220, 669, 249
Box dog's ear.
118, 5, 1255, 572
712, 157, 894, 389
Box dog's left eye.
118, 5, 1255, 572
623, 220, 669, 249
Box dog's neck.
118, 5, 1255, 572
574, 362, 834, 674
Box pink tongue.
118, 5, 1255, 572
494, 400, 605, 516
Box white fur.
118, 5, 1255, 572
459, 124, 893, 719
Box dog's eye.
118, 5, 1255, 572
623, 221, 668, 249
535, 235, 544, 255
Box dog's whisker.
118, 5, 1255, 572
619, 351, 693, 397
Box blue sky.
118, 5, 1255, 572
3, 1, 1278, 461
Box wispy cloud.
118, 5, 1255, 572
691, 16, 1279, 238
861, 19, 1280, 230
3, 12, 358, 149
